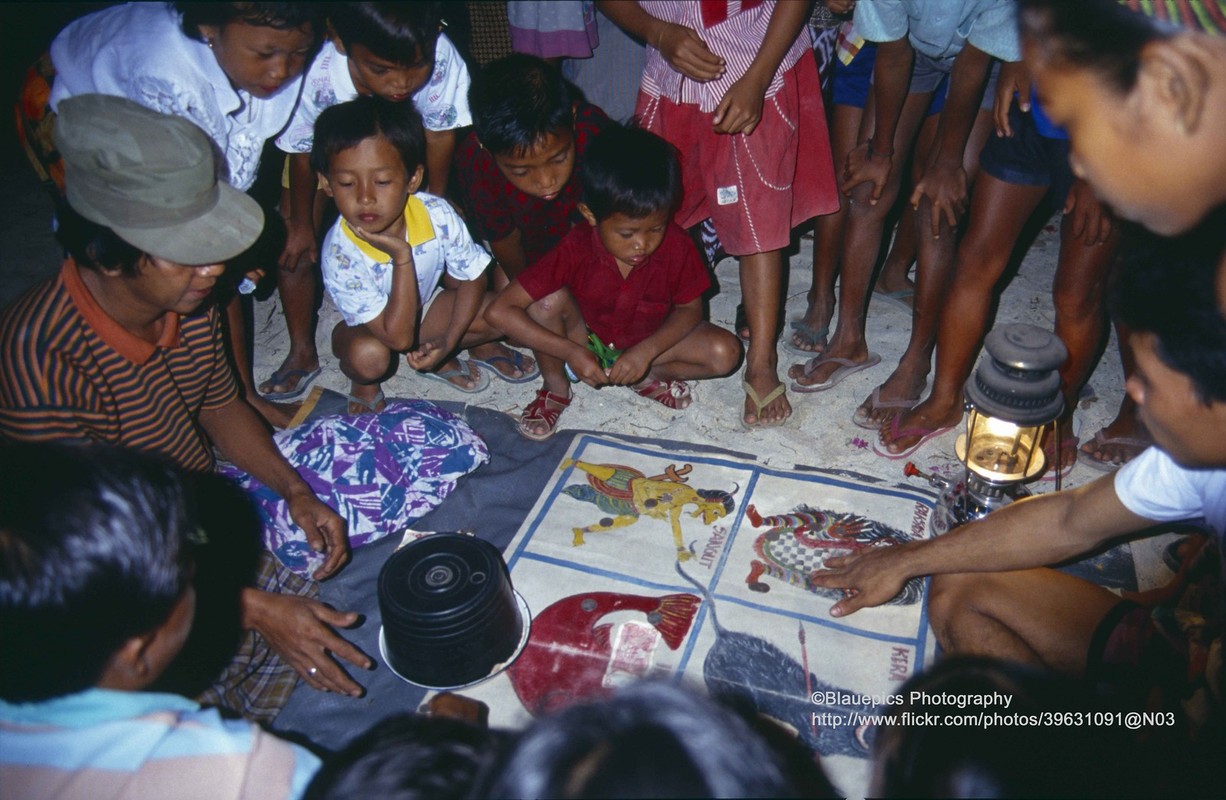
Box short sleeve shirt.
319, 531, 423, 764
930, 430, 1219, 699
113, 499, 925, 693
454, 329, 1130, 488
49, 2, 304, 191
276, 34, 472, 153
1115, 447, 1226, 540
455, 102, 610, 264
516, 222, 710, 349
854, 0, 1020, 63
321, 193, 491, 326
0, 261, 239, 472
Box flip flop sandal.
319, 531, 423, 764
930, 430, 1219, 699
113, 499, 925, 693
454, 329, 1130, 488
741, 380, 788, 430
781, 320, 829, 357
259, 366, 322, 401
790, 353, 881, 393
417, 358, 492, 393
873, 416, 955, 459
852, 386, 917, 429
1078, 429, 1151, 472
518, 387, 572, 441
469, 347, 540, 384
872, 288, 915, 313
345, 389, 386, 415
631, 378, 692, 409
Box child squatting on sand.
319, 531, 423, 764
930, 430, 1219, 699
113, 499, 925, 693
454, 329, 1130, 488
486, 125, 741, 441
313, 96, 535, 414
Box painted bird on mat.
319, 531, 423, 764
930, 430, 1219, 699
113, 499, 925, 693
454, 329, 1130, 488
507, 591, 700, 715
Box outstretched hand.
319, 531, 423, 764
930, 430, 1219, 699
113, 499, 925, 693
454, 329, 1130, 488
245, 590, 372, 696
808, 543, 916, 617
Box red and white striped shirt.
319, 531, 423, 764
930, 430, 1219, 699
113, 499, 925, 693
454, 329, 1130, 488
639, 0, 813, 113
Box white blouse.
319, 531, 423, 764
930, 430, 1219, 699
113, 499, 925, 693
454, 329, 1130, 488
49, 2, 305, 192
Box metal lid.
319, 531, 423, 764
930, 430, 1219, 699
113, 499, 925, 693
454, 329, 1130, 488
965, 324, 1068, 425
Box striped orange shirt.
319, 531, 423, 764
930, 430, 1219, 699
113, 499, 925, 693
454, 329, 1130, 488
0, 261, 238, 471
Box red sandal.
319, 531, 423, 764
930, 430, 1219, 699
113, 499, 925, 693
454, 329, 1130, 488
518, 387, 572, 441
631, 377, 692, 409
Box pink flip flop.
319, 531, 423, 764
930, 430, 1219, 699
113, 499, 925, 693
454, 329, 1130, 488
873, 417, 955, 460
790, 352, 881, 393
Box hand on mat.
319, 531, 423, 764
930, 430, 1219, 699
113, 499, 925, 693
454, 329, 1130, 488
246, 591, 371, 697
713, 73, 768, 135
656, 22, 725, 82
911, 162, 967, 236
1064, 178, 1113, 246
809, 545, 915, 617
841, 142, 892, 204
604, 346, 650, 386
286, 490, 350, 580
568, 347, 611, 388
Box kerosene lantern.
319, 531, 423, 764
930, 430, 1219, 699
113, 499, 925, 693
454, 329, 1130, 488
926, 324, 1067, 535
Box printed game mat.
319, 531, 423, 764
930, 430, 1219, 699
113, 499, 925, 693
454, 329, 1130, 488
451, 432, 940, 795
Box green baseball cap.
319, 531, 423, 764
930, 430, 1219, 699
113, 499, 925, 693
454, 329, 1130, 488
54, 94, 264, 265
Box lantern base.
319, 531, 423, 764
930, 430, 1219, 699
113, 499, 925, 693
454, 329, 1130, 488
930, 473, 1032, 536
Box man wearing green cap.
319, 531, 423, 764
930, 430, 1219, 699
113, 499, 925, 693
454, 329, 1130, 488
0, 95, 370, 719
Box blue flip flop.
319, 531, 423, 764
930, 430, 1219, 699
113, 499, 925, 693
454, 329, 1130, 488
417, 358, 492, 393
259, 366, 322, 401
469, 347, 540, 384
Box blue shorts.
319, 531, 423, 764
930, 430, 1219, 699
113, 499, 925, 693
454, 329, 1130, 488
855, 50, 998, 118
978, 101, 1074, 204
832, 42, 876, 108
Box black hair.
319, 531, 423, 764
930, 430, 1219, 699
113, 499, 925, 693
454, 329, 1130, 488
304, 714, 508, 800
871, 657, 1136, 798
475, 680, 799, 799
0, 443, 195, 703
330, 2, 442, 66
55, 202, 144, 276
176, 1, 325, 40
311, 95, 426, 177
580, 125, 681, 222
469, 53, 574, 157
1111, 214, 1226, 405
1017, 0, 1170, 94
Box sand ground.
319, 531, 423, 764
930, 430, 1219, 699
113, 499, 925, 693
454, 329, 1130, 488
1, 144, 1124, 492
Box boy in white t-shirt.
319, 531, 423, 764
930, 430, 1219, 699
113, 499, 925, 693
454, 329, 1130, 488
264, 3, 534, 401
314, 97, 532, 413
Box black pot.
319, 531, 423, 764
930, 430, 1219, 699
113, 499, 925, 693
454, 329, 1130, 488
378, 533, 522, 687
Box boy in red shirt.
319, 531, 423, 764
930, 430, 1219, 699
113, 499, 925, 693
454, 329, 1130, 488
456, 54, 610, 288
486, 126, 741, 440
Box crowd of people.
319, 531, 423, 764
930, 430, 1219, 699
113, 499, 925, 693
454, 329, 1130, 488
1, 0, 1224, 797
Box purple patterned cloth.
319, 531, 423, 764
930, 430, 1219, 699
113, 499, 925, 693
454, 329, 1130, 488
220, 400, 489, 576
